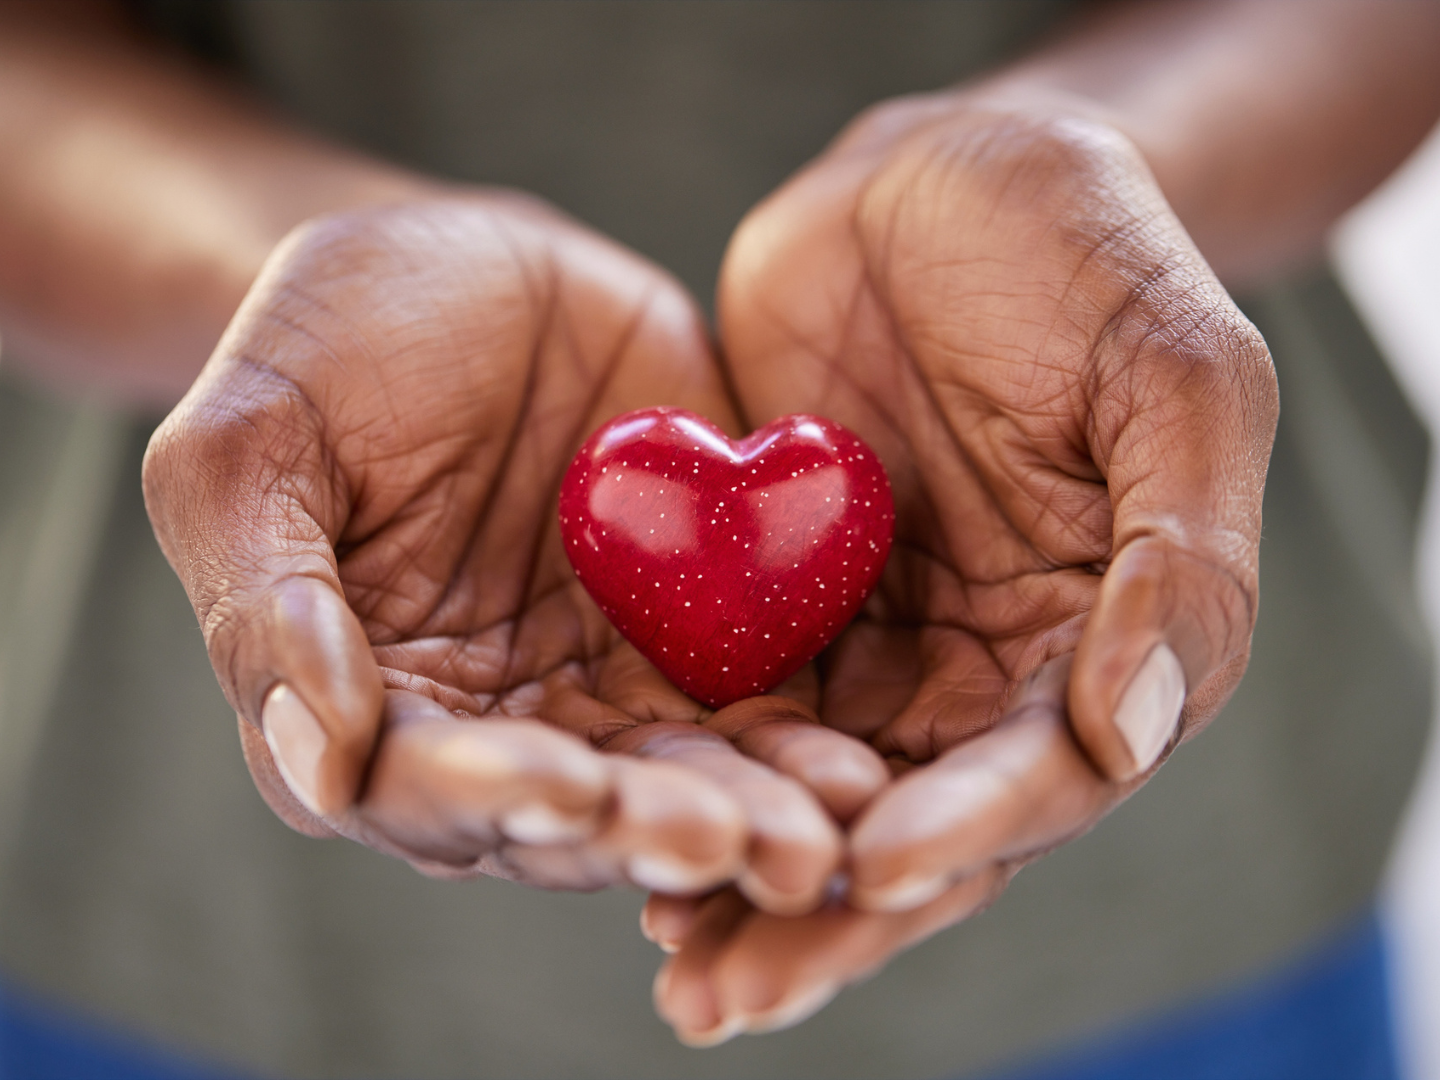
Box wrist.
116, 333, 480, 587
0, 153, 437, 409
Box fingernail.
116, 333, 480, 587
737, 870, 815, 918
852, 873, 949, 914
676, 1014, 745, 1048
744, 981, 841, 1035
500, 803, 592, 845
627, 854, 711, 894
1114, 643, 1186, 778
640, 903, 689, 953
263, 684, 328, 816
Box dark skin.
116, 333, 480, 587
4, 0, 1440, 1045
146, 194, 869, 913
650, 88, 1276, 1041
642, 3, 1440, 1039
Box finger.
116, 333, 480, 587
359, 692, 749, 893
704, 696, 890, 823
254, 576, 385, 819
1070, 297, 1275, 781
657, 870, 1005, 1045
598, 755, 748, 894
641, 893, 707, 953
357, 689, 612, 863
468, 843, 644, 892
609, 722, 843, 915
652, 888, 754, 1047
849, 654, 1120, 912
1071, 539, 1243, 781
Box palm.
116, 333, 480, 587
303, 206, 725, 734
148, 197, 849, 905
723, 106, 1163, 767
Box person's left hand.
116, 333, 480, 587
142, 193, 878, 914
645, 88, 1278, 1043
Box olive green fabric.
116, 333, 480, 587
0, 4, 1431, 1078
139, 0, 1071, 306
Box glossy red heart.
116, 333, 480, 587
559, 408, 894, 708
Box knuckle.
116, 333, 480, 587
163, 382, 328, 543
1125, 531, 1260, 653
974, 111, 1142, 190
282, 197, 538, 288
840, 92, 948, 148
875, 106, 1144, 219
1097, 266, 1279, 462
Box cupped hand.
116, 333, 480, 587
650, 89, 1279, 1040
142, 194, 863, 910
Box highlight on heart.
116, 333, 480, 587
558, 407, 895, 707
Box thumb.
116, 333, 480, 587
248, 572, 384, 818
1070, 535, 1253, 781
144, 370, 383, 822
1069, 302, 1277, 782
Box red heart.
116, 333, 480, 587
559, 408, 894, 708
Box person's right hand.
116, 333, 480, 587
646, 89, 1280, 1042
142, 194, 861, 912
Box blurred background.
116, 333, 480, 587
1335, 118, 1440, 1080
1, 2, 1439, 1078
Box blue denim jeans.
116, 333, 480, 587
993, 911, 1398, 1080
0, 910, 1400, 1080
